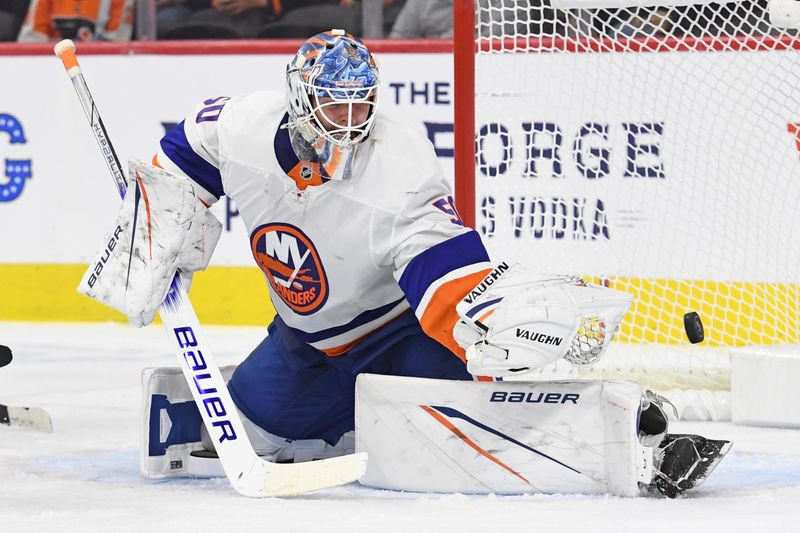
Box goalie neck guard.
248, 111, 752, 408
285, 29, 379, 181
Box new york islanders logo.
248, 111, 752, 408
251, 223, 328, 315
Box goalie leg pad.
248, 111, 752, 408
141, 365, 236, 479
142, 366, 355, 479
356, 374, 652, 496
199, 420, 355, 464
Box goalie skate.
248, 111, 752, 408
648, 434, 732, 498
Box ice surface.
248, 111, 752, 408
1, 322, 799, 533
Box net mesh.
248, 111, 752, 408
471, 0, 800, 393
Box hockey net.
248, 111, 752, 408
454, 0, 800, 418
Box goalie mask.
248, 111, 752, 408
285, 29, 379, 181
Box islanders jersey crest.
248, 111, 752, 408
251, 223, 329, 315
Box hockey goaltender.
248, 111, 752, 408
75, 30, 730, 498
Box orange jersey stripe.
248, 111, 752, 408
419, 268, 491, 362
321, 338, 361, 357
320, 310, 410, 357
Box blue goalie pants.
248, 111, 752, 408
228, 311, 472, 446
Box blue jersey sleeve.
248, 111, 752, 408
154, 96, 231, 203
159, 120, 224, 199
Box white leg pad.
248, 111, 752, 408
142, 366, 356, 479
355, 374, 652, 496
140, 365, 236, 479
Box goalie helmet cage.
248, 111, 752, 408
453, 0, 800, 414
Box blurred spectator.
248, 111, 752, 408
160, 0, 405, 40
17, 0, 134, 41
157, 0, 211, 39
257, 0, 361, 39
160, 0, 359, 39
159, 0, 273, 39
389, 0, 452, 38
1, 0, 30, 41
387, 0, 559, 40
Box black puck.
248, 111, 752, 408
0, 345, 12, 368
683, 312, 704, 344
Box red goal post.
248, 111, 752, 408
455, 0, 477, 230
453, 0, 800, 415
453, 0, 800, 226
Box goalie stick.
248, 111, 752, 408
53, 40, 367, 497
0, 404, 53, 433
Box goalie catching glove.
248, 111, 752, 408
78, 159, 222, 326
454, 262, 633, 377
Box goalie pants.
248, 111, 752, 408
228, 311, 472, 446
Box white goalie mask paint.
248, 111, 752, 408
285, 29, 379, 181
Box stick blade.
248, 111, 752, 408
234, 452, 368, 498
3, 406, 53, 433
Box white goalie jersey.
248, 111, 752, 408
154, 91, 493, 358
